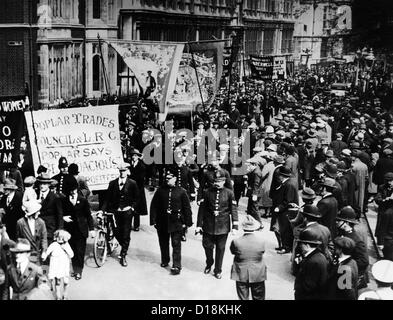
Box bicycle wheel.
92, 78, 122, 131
93, 230, 108, 267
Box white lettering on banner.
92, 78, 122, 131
25, 105, 123, 191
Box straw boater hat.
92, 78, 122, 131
36, 173, 55, 184
10, 238, 31, 253
242, 215, 261, 232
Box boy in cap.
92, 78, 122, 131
16, 200, 47, 265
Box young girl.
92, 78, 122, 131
42, 229, 74, 300
22, 176, 37, 206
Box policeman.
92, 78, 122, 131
150, 170, 193, 275
196, 170, 238, 279
51, 157, 77, 197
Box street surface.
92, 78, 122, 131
67, 188, 378, 300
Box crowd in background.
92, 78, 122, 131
1, 60, 393, 300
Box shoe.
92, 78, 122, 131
134, 227, 140, 232
204, 266, 211, 274
160, 263, 169, 268
170, 267, 181, 275
275, 247, 283, 251
257, 225, 264, 231
120, 256, 128, 267
74, 273, 82, 280
70, 272, 75, 278
181, 235, 186, 242
214, 272, 222, 279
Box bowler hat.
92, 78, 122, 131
372, 260, 393, 284
37, 165, 48, 175
302, 204, 322, 219
3, 178, 18, 190
324, 163, 338, 178
242, 215, 261, 232
68, 163, 79, 175
384, 172, 393, 181
336, 206, 358, 224
301, 187, 316, 200
10, 238, 31, 253
298, 228, 322, 245
307, 129, 317, 138
337, 161, 349, 172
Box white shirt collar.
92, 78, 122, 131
18, 259, 29, 275
27, 217, 35, 236
338, 254, 351, 264
303, 248, 316, 258
40, 189, 49, 199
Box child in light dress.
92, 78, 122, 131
22, 176, 37, 206
42, 229, 74, 300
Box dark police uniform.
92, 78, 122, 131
150, 184, 193, 270
197, 185, 238, 276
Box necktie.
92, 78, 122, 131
17, 264, 22, 278
6, 197, 10, 207
41, 193, 45, 202
120, 180, 124, 189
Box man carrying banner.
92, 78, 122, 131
101, 163, 139, 267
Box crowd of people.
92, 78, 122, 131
1, 60, 393, 300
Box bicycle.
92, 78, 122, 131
93, 211, 119, 267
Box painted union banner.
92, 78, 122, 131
167, 41, 224, 115
25, 105, 123, 191
110, 41, 184, 115
0, 96, 28, 169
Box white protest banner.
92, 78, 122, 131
25, 105, 123, 191
273, 56, 287, 80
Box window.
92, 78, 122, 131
320, 38, 328, 58
304, 24, 307, 33
323, 6, 329, 29
263, 29, 275, 55
93, 0, 101, 19
281, 29, 293, 54
108, 0, 115, 21
93, 54, 100, 91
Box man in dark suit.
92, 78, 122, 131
128, 149, 147, 231
294, 228, 329, 300
62, 180, 95, 279
0, 179, 25, 241
36, 174, 64, 243
196, 170, 238, 279
245, 157, 264, 228
16, 201, 47, 265
271, 166, 299, 254
7, 238, 48, 300
230, 216, 267, 300
0, 223, 15, 300
145, 70, 156, 97
102, 163, 139, 267
150, 170, 193, 275
317, 177, 339, 238
336, 206, 369, 289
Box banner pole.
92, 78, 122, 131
27, 102, 42, 165
189, 43, 206, 114
97, 34, 110, 98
